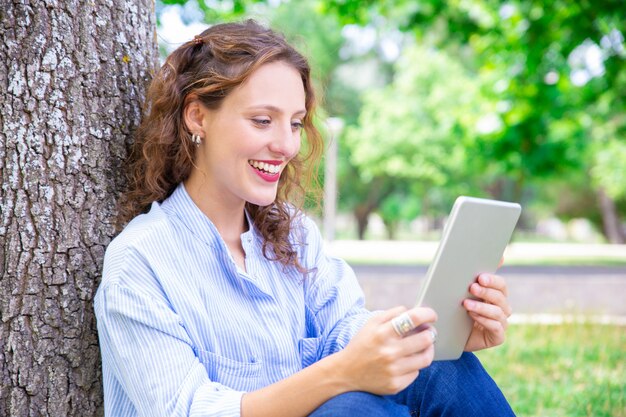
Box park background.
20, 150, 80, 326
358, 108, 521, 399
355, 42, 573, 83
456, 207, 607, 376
1, 0, 624, 416
156, 2, 626, 414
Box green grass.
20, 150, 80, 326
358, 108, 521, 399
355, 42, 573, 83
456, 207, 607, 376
476, 323, 626, 417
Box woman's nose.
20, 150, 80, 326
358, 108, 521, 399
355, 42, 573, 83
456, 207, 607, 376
269, 123, 300, 157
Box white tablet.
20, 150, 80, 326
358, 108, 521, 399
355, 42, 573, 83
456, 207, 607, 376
415, 196, 521, 361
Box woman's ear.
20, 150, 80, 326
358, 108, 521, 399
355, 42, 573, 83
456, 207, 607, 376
183, 97, 205, 136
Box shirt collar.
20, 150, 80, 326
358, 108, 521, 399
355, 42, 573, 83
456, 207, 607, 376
160, 183, 260, 251
160, 183, 225, 249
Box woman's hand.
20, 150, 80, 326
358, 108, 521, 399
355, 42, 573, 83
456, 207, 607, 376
463, 273, 513, 352
335, 306, 437, 396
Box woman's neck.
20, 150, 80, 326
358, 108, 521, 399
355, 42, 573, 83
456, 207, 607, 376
183, 179, 248, 243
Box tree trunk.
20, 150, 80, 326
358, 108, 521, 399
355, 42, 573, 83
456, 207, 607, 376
382, 219, 397, 240
352, 179, 396, 240
0, 2, 157, 416
597, 187, 626, 244
354, 205, 370, 240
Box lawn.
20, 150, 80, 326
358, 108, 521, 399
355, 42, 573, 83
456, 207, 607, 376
476, 323, 625, 417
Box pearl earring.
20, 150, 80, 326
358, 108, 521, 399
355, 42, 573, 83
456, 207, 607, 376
191, 133, 202, 146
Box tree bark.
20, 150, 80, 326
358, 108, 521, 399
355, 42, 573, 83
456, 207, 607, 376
0, 1, 157, 415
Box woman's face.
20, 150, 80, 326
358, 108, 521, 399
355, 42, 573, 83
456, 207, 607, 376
188, 61, 306, 210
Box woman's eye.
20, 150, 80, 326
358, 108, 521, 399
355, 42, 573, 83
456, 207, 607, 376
252, 118, 271, 127
291, 121, 303, 131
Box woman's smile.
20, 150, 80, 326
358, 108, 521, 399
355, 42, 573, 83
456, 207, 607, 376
248, 159, 282, 182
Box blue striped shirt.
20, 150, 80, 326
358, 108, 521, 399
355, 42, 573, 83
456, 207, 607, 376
94, 183, 372, 416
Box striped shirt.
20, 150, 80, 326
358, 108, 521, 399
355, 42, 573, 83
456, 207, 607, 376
94, 183, 372, 417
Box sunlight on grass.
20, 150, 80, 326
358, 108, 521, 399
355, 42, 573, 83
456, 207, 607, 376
476, 323, 625, 417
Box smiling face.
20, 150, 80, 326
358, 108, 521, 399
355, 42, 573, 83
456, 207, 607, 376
184, 60, 306, 215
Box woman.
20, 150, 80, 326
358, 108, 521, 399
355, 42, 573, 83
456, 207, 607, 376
95, 20, 515, 417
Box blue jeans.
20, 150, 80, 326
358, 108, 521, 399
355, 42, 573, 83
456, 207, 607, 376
309, 352, 515, 416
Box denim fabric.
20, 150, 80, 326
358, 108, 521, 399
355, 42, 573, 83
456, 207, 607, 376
309, 352, 516, 417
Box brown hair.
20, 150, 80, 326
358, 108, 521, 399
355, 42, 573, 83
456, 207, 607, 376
120, 20, 323, 271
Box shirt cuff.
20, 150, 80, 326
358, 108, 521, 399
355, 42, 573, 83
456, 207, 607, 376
190, 386, 245, 417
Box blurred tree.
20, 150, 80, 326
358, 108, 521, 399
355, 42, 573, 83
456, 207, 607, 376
161, 0, 267, 23
345, 44, 487, 237
270, 0, 344, 88
322, 0, 626, 242
378, 189, 422, 239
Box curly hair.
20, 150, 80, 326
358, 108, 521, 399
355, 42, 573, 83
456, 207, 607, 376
119, 20, 323, 272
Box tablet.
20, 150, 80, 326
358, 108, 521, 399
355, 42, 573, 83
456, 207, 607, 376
415, 196, 521, 361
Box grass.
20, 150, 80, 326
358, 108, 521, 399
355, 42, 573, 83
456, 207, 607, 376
476, 323, 626, 417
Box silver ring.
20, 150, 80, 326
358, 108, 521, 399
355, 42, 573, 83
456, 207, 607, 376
391, 313, 415, 337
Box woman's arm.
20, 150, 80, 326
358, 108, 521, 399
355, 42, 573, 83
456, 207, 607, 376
96, 282, 246, 417
241, 306, 437, 417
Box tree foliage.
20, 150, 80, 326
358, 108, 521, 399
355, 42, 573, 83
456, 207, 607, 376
345, 45, 485, 214
322, 0, 626, 240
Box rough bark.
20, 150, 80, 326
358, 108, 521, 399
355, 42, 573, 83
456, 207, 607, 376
0, 1, 157, 415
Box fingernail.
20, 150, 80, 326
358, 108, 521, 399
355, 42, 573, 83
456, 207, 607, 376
466, 300, 476, 309
480, 274, 491, 285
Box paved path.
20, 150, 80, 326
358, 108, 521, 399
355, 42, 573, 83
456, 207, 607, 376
329, 240, 626, 265
349, 264, 626, 318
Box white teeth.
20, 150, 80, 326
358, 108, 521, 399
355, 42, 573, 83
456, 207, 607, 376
249, 160, 280, 174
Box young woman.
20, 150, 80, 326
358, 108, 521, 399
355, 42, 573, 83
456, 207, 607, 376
95, 20, 516, 417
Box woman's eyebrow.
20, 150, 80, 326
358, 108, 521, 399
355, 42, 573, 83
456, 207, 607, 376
246, 104, 307, 116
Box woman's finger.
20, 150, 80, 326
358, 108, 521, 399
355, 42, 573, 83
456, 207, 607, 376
468, 312, 507, 343
477, 273, 509, 297
464, 299, 508, 325
373, 306, 408, 325
469, 283, 512, 317
392, 343, 435, 374
397, 326, 437, 355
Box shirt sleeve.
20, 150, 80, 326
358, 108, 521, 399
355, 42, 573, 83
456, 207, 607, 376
298, 216, 375, 359
95, 264, 243, 416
